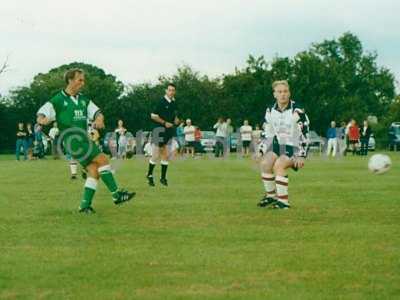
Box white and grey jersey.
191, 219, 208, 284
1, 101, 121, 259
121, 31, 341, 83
263, 100, 310, 157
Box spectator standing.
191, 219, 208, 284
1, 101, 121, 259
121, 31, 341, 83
26, 123, 34, 160
16, 122, 28, 161
118, 131, 128, 159
344, 120, 352, 156
252, 124, 262, 154
183, 119, 196, 158
213, 118, 228, 157
176, 121, 185, 155
360, 120, 372, 156
194, 126, 202, 155
33, 123, 45, 159
338, 122, 347, 155
226, 118, 233, 154
326, 121, 337, 157
114, 119, 127, 154
240, 120, 252, 156
49, 122, 60, 159
348, 119, 360, 155
109, 137, 118, 160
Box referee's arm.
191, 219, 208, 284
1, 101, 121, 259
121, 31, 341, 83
151, 113, 173, 128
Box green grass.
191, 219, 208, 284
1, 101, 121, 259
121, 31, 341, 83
0, 153, 399, 300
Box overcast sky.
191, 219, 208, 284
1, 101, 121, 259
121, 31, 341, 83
0, 0, 399, 95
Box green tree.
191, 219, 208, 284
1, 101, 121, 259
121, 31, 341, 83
0, 32, 396, 151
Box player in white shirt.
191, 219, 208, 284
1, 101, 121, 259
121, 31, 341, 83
183, 119, 196, 158
257, 80, 309, 209
240, 120, 252, 156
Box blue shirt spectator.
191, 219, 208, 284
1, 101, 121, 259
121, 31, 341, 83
327, 127, 337, 139
176, 122, 185, 150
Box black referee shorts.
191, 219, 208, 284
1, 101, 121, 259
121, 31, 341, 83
152, 127, 175, 147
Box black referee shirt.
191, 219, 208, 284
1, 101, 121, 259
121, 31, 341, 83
152, 96, 178, 126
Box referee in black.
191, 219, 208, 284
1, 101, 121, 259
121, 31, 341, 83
146, 83, 180, 186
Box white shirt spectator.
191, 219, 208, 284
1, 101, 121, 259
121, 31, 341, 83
115, 127, 126, 136
184, 125, 196, 142
240, 125, 253, 141
214, 122, 228, 138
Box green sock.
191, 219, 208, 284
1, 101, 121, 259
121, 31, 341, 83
80, 178, 98, 209
98, 165, 118, 196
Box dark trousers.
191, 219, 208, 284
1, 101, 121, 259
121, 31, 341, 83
215, 137, 226, 157
360, 138, 369, 156
16, 139, 28, 160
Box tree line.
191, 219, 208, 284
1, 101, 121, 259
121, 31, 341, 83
1, 32, 399, 152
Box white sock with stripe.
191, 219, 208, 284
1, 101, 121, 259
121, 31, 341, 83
275, 175, 289, 204
261, 173, 276, 198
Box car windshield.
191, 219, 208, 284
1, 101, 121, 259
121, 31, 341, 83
202, 132, 215, 139
393, 127, 400, 135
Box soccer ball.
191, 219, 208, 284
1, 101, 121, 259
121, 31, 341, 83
368, 154, 392, 174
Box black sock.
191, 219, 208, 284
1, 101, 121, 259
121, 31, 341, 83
161, 163, 168, 180
147, 162, 156, 177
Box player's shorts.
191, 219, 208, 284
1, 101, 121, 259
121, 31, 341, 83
152, 127, 175, 147
242, 140, 251, 148
63, 132, 102, 168
259, 137, 294, 158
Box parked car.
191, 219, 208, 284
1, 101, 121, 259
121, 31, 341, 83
230, 133, 239, 152
389, 122, 400, 151
102, 132, 116, 155
200, 131, 216, 152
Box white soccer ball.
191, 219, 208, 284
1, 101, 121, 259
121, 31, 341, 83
368, 154, 392, 174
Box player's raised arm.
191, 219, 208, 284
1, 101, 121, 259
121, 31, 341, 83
37, 102, 56, 125
293, 103, 307, 124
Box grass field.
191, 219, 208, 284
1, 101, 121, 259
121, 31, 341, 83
0, 153, 399, 299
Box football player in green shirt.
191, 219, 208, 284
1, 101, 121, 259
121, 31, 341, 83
37, 68, 135, 214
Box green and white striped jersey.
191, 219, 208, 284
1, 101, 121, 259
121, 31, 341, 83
37, 90, 100, 132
